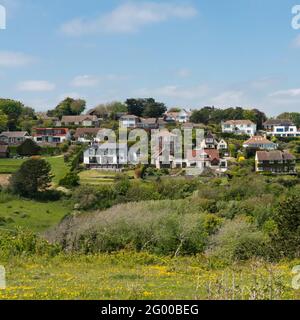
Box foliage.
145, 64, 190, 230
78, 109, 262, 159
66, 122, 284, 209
125, 98, 167, 118
59, 172, 80, 188
47, 97, 86, 118
16, 139, 41, 156
10, 158, 52, 197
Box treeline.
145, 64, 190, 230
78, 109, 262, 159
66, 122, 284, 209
190, 106, 267, 129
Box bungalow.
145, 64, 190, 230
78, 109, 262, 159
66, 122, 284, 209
263, 119, 300, 138
255, 150, 296, 174
0, 145, 9, 158
0, 131, 31, 145
74, 128, 101, 143
222, 120, 257, 136
119, 115, 140, 128
57, 115, 99, 127
33, 128, 70, 144
243, 136, 278, 150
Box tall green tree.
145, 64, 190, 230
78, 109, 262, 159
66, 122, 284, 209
10, 158, 52, 197
48, 97, 86, 118
0, 99, 24, 130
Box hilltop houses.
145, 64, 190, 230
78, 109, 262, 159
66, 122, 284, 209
74, 128, 101, 143
263, 119, 300, 138
222, 120, 257, 136
255, 150, 296, 174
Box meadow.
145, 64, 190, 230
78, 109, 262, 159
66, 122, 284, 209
1, 252, 299, 300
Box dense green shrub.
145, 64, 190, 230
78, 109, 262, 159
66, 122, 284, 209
207, 217, 269, 263
16, 139, 41, 156
0, 229, 60, 259
59, 172, 80, 188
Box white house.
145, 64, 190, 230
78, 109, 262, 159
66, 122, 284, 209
165, 109, 191, 123
222, 120, 257, 136
217, 139, 228, 151
119, 115, 140, 128
263, 120, 300, 138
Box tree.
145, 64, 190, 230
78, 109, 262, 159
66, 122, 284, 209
10, 158, 52, 197
125, 99, 144, 117
0, 99, 24, 130
16, 139, 41, 156
59, 172, 80, 188
125, 98, 167, 118
0, 110, 8, 131
277, 112, 300, 128
272, 194, 300, 259
48, 97, 86, 118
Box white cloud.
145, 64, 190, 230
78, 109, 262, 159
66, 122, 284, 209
270, 88, 300, 98
17, 80, 55, 92
137, 84, 208, 100
70, 74, 128, 87
0, 51, 33, 67
61, 2, 197, 36
71, 75, 100, 87
210, 90, 244, 106
176, 68, 191, 78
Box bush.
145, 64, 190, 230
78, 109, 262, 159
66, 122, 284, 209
207, 217, 269, 263
16, 139, 41, 156
0, 229, 61, 259
59, 172, 80, 188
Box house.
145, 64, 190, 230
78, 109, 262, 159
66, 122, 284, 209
84, 143, 140, 169
138, 118, 159, 130
217, 139, 228, 151
164, 109, 191, 123
200, 132, 218, 149
74, 128, 101, 143
57, 115, 99, 127
0, 145, 9, 158
119, 115, 140, 128
0, 131, 31, 145
157, 118, 168, 129
263, 119, 300, 138
185, 148, 227, 173
33, 128, 70, 144
243, 136, 278, 150
151, 130, 177, 169
255, 150, 297, 174
221, 120, 257, 136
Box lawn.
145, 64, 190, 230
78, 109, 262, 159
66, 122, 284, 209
0, 198, 71, 232
0, 156, 69, 186
0, 252, 299, 300
79, 169, 135, 185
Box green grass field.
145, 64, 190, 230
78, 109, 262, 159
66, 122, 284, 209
0, 156, 69, 185
79, 169, 135, 185
1, 252, 299, 300
0, 198, 71, 232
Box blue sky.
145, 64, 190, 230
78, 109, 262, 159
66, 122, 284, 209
0, 0, 300, 116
